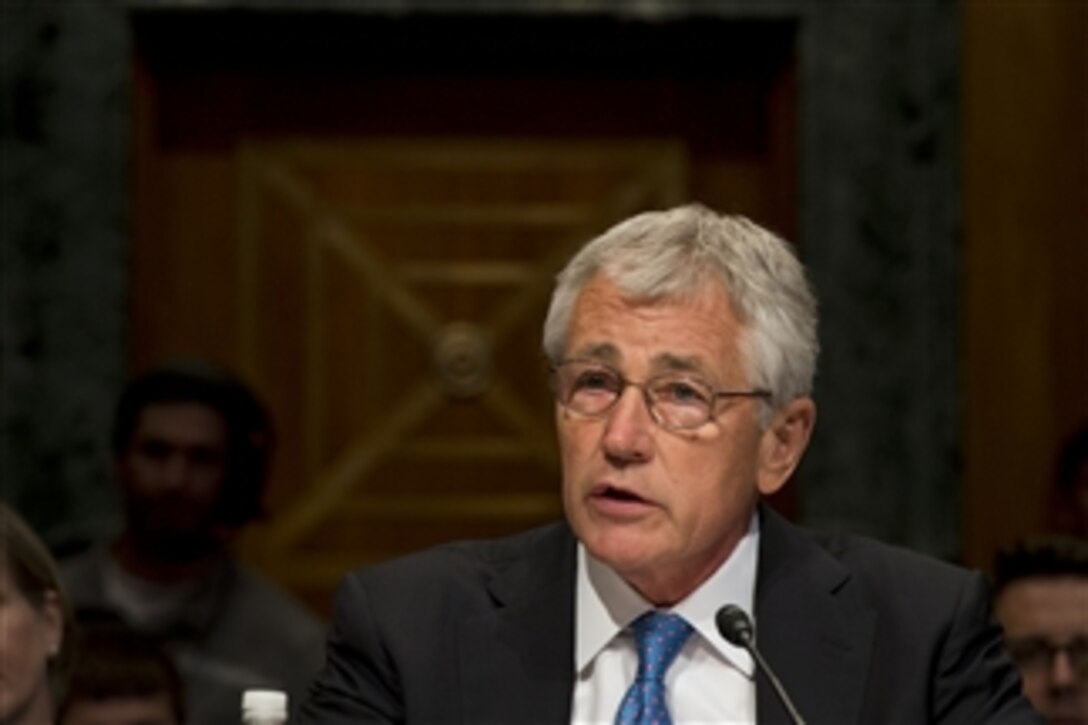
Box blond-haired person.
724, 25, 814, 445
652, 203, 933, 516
1, 502, 74, 724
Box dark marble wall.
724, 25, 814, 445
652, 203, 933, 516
1, 0, 961, 558
2, 0, 131, 549
799, 3, 961, 558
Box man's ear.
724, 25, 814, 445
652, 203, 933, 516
756, 397, 816, 496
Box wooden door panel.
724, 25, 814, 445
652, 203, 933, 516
131, 14, 796, 615
233, 139, 687, 603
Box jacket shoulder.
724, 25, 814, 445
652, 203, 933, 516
805, 525, 982, 615
342, 521, 574, 610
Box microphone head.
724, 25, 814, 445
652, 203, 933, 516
715, 604, 754, 647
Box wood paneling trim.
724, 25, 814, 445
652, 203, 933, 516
963, 0, 1088, 570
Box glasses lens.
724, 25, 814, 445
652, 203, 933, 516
647, 376, 714, 429
1008, 638, 1053, 672
1008, 637, 1088, 678
556, 362, 622, 415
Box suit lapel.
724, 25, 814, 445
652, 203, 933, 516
452, 509, 876, 723
458, 524, 578, 724
755, 505, 876, 725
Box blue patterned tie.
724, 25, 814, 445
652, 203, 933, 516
615, 611, 694, 725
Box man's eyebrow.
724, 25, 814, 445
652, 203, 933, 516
566, 347, 711, 374
568, 342, 619, 363
651, 353, 707, 374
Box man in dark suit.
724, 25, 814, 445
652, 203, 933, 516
300, 204, 1040, 723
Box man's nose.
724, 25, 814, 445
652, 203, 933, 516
159, 453, 191, 489
600, 386, 655, 464
1048, 648, 1079, 690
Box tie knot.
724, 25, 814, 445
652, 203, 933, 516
630, 611, 693, 682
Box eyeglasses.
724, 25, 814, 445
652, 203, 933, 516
1006, 636, 1088, 679
549, 359, 771, 431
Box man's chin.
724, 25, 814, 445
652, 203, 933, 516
580, 528, 662, 577
1046, 706, 1088, 725
137, 532, 223, 563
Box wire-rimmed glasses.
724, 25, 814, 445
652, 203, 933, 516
549, 358, 771, 431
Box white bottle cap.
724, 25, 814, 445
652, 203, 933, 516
242, 689, 288, 719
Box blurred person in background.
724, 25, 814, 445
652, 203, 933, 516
60, 360, 324, 724
58, 607, 183, 725
0, 501, 75, 725
993, 536, 1088, 725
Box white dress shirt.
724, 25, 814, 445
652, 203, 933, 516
571, 512, 760, 724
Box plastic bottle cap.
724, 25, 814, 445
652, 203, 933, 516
242, 689, 288, 719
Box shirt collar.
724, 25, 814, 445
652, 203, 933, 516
103, 550, 236, 639
575, 511, 759, 677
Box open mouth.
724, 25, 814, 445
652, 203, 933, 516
593, 484, 647, 504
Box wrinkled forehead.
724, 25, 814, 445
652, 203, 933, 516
567, 273, 746, 373
580, 270, 743, 332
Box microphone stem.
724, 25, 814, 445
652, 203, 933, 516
746, 644, 807, 725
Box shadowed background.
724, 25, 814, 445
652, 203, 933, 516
2, 0, 1084, 618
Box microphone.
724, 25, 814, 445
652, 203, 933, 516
716, 604, 806, 725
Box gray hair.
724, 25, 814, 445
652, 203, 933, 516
542, 204, 819, 416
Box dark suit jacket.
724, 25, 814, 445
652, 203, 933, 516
299, 504, 1041, 724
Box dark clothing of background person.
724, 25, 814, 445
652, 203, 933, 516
62, 548, 324, 724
